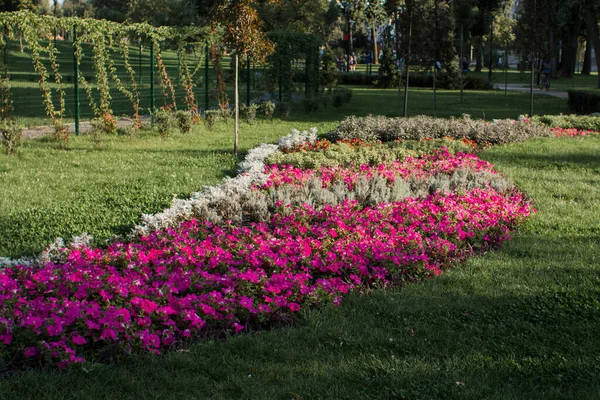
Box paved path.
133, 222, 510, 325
493, 83, 569, 99
22, 115, 152, 140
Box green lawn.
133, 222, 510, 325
0, 135, 598, 399
0, 87, 569, 257
470, 69, 600, 92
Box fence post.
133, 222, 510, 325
73, 27, 80, 135
246, 55, 250, 106
304, 51, 309, 96
278, 55, 282, 102
150, 41, 155, 122
314, 47, 318, 95
205, 44, 209, 111
433, 67, 437, 117
138, 38, 142, 85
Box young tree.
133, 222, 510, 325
584, 0, 600, 88
365, 0, 387, 64
212, 0, 275, 155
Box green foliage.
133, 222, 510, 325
153, 109, 173, 137
258, 101, 276, 119
331, 87, 353, 108
463, 75, 494, 90
276, 101, 292, 118
267, 31, 320, 100
319, 50, 339, 90
204, 110, 220, 130
175, 110, 193, 133
302, 95, 324, 113
329, 114, 552, 145
339, 72, 376, 86
266, 142, 416, 169
266, 139, 474, 170
377, 48, 401, 88
533, 114, 600, 131
239, 103, 258, 124
567, 90, 600, 115
0, 119, 23, 154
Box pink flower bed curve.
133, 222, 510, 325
0, 186, 534, 368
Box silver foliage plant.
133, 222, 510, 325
329, 114, 552, 144
278, 127, 318, 151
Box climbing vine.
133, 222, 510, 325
178, 44, 199, 122
0, 11, 222, 138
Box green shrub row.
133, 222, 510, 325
302, 87, 353, 113
328, 114, 551, 145
337, 72, 492, 91
532, 114, 600, 131
567, 90, 600, 115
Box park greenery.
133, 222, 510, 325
0, 1, 600, 399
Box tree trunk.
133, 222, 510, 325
475, 40, 483, 72
586, 9, 600, 88
349, 22, 354, 59
234, 52, 239, 156
582, 39, 592, 75
372, 25, 378, 65
560, 17, 582, 78
488, 16, 494, 83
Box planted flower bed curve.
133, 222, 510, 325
7, 116, 591, 370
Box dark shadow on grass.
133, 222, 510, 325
485, 147, 600, 170
1, 233, 599, 399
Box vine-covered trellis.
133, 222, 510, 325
0, 11, 221, 142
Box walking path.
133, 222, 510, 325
493, 83, 569, 99
22, 115, 152, 140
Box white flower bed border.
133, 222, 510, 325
0, 128, 320, 268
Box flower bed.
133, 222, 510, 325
0, 124, 543, 369
0, 189, 533, 368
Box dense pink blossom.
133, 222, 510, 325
260, 148, 496, 190
0, 187, 533, 368
551, 127, 599, 137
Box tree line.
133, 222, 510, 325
1, 0, 599, 85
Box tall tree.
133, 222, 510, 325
584, 0, 600, 88
212, 0, 275, 155
365, 0, 387, 64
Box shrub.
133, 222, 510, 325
239, 103, 259, 124
377, 48, 401, 88
277, 101, 292, 118
175, 110, 193, 133
53, 122, 69, 148
567, 90, 600, 114
204, 110, 220, 130
116, 125, 136, 136
533, 114, 600, 131
0, 119, 23, 155
463, 75, 494, 90
338, 73, 376, 86
302, 95, 322, 113
153, 109, 173, 138
328, 114, 551, 145
332, 87, 353, 108
258, 101, 276, 119
319, 50, 339, 90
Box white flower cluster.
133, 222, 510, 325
1, 129, 312, 266
132, 141, 284, 237
278, 127, 318, 151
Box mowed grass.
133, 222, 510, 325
470, 69, 600, 93
0, 133, 598, 399
0, 87, 569, 258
